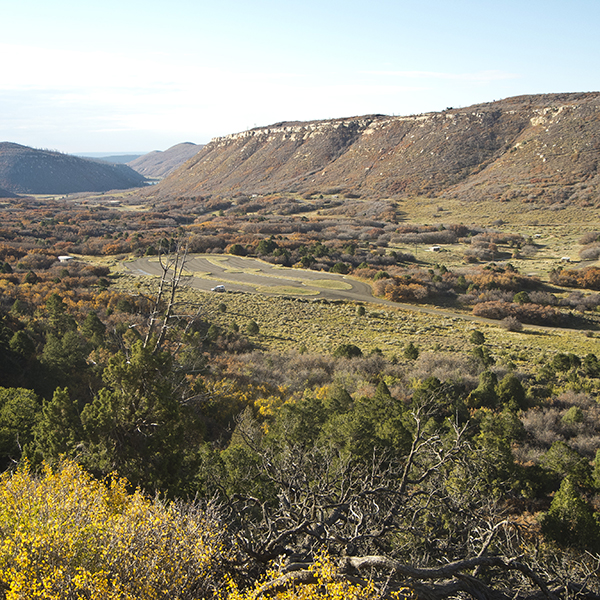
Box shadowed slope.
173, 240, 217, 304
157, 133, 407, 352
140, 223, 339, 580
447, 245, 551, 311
0, 143, 147, 194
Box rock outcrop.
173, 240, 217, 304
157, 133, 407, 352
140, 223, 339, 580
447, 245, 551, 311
152, 92, 600, 206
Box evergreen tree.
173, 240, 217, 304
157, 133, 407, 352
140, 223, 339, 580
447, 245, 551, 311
469, 330, 485, 345
540, 441, 592, 488
246, 320, 259, 336
9, 330, 36, 360
45, 293, 76, 334
0, 387, 41, 468
404, 341, 419, 360
467, 371, 498, 409
80, 341, 184, 494
34, 387, 82, 461
540, 477, 600, 551
80, 311, 106, 347
496, 373, 527, 411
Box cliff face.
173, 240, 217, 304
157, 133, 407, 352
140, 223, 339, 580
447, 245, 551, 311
153, 92, 600, 205
0, 143, 147, 195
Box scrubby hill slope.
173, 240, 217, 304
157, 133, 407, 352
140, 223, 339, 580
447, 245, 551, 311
128, 142, 202, 178
0, 186, 19, 199
152, 92, 600, 206
0, 143, 147, 194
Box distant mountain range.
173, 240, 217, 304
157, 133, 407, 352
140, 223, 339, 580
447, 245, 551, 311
0, 143, 147, 195
85, 153, 144, 164
151, 92, 600, 207
127, 143, 203, 178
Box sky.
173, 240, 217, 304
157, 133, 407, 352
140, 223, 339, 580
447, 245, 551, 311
1, 0, 599, 154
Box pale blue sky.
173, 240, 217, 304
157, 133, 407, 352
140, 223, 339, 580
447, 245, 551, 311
1, 0, 598, 153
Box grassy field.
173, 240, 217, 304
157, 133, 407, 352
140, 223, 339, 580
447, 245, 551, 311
81, 190, 599, 370
384, 196, 600, 278
258, 192, 600, 279
113, 272, 598, 373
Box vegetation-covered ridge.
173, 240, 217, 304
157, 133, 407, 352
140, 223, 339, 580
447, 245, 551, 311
127, 142, 204, 178
151, 92, 600, 206
0, 142, 147, 195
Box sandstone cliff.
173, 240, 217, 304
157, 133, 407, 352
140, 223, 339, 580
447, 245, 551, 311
152, 92, 600, 206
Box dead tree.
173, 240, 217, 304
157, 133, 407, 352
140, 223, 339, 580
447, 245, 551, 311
220, 390, 600, 599
142, 235, 201, 354
252, 554, 565, 600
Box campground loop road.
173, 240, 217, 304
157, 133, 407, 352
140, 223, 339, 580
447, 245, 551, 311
124, 254, 562, 330
126, 254, 377, 302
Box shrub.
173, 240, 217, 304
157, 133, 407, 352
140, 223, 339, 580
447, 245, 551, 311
404, 341, 419, 360
246, 320, 260, 335
0, 460, 227, 600
333, 343, 363, 359
373, 278, 429, 302
225, 551, 382, 600
501, 316, 523, 331
406, 352, 478, 387
578, 231, 600, 245
550, 266, 600, 290
469, 330, 485, 345
579, 244, 600, 261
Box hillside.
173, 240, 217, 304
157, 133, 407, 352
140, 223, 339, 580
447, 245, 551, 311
0, 143, 147, 194
127, 142, 202, 178
151, 92, 600, 206
0, 186, 19, 199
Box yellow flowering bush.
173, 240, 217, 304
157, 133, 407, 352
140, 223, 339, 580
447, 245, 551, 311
222, 552, 411, 600
0, 460, 227, 599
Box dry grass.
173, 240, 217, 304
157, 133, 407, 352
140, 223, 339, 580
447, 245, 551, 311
113, 273, 599, 369
299, 193, 600, 280
80, 192, 600, 370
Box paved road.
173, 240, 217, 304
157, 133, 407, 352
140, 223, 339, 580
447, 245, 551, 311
124, 254, 564, 330
126, 254, 379, 302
